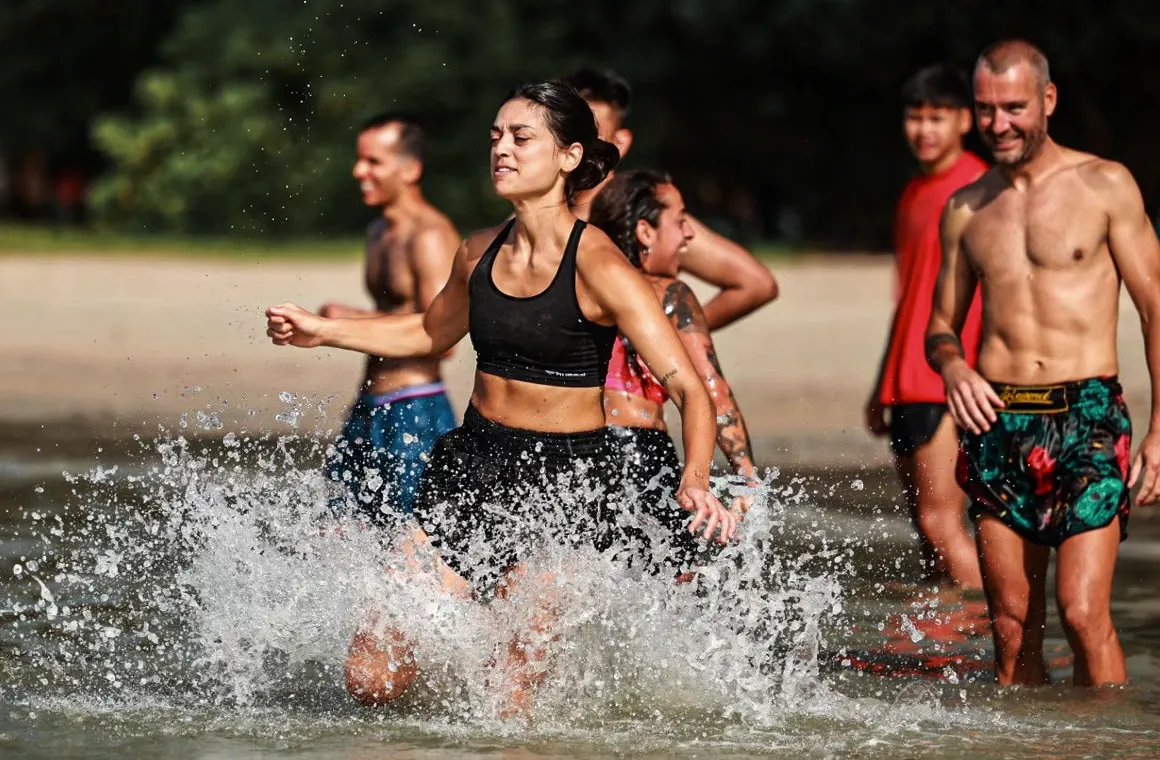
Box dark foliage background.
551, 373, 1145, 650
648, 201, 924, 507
3, 0, 1157, 248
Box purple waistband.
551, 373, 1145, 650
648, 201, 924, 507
360, 382, 447, 407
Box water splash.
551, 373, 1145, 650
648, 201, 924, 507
1, 417, 1022, 752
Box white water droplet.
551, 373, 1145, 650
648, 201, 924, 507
899, 614, 925, 643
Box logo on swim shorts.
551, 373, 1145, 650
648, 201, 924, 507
996, 385, 1068, 413
999, 388, 1056, 406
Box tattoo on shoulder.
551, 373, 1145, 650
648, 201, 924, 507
658, 368, 678, 386
662, 281, 700, 332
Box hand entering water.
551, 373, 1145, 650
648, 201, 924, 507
677, 481, 737, 543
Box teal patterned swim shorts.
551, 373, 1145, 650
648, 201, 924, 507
956, 376, 1132, 547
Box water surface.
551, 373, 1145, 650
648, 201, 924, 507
2, 421, 1159, 759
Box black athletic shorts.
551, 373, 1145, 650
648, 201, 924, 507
410, 405, 623, 593
889, 403, 948, 456
608, 425, 706, 577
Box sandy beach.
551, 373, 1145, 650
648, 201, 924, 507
1, 254, 1153, 469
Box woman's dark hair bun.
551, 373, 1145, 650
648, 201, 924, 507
568, 138, 620, 196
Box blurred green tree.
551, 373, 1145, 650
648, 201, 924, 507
82, 0, 1160, 244
89, 0, 590, 235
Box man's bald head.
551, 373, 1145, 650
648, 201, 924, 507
975, 39, 1051, 93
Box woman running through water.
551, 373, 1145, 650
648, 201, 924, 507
265, 81, 736, 716
591, 170, 759, 577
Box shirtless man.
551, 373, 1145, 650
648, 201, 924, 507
563, 67, 779, 330
926, 40, 1160, 687
322, 113, 460, 527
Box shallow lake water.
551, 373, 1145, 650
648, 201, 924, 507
2, 420, 1159, 759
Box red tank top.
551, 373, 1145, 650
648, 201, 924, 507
605, 336, 668, 405
879, 152, 987, 406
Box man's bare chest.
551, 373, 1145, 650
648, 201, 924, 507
963, 191, 1108, 275
365, 235, 415, 306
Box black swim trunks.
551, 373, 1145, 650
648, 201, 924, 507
410, 405, 624, 592
956, 376, 1132, 547
889, 403, 948, 456
608, 425, 705, 576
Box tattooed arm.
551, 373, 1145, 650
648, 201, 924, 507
662, 279, 758, 485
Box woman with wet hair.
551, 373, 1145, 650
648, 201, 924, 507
265, 81, 736, 715
591, 169, 759, 578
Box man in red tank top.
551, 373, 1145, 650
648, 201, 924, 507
865, 65, 987, 589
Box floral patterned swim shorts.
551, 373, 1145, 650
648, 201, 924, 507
956, 376, 1132, 547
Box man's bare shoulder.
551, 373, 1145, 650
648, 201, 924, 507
411, 203, 460, 242
407, 205, 461, 263
1074, 155, 1140, 199
951, 168, 1006, 214
941, 174, 989, 238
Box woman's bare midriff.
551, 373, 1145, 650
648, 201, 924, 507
470, 372, 607, 432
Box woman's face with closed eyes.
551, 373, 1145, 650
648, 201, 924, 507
490, 97, 582, 202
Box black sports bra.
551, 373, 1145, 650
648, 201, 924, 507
468, 219, 617, 388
